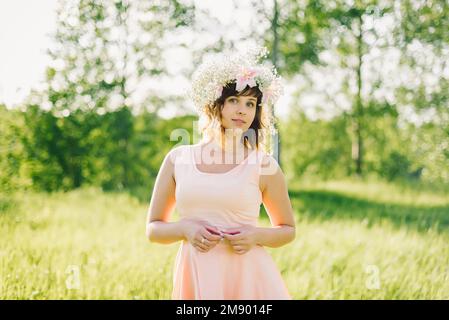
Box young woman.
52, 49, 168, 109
146, 46, 296, 300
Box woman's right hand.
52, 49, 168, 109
181, 220, 223, 253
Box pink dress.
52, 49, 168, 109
170, 143, 292, 300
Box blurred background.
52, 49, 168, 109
1, 0, 448, 299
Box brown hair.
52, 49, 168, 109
199, 81, 274, 152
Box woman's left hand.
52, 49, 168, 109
222, 225, 260, 255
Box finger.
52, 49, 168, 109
197, 237, 218, 250
195, 238, 209, 250
208, 238, 221, 245
207, 241, 219, 249
193, 243, 207, 252
202, 229, 222, 241
197, 243, 209, 252
223, 233, 243, 240
205, 229, 223, 240
197, 236, 210, 246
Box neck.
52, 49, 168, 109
204, 131, 247, 155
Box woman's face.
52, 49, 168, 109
220, 95, 257, 132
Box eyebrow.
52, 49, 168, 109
230, 96, 257, 102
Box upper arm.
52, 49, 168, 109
260, 155, 296, 229
146, 147, 178, 225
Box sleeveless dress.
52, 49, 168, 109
170, 143, 292, 300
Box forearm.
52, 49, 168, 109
146, 220, 186, 244
255, 225, 295, 248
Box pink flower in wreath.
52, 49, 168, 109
215, 85, 223, 98
235, 66, 258, 92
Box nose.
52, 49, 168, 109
236, 102, 246, 115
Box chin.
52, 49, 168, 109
232, 126, 247, 132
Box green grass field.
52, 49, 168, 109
1, 178, 448, 299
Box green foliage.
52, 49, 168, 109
398, 0, 449, 49
0, 105, 32, 193
280, 105, 448, 185
1, 0, 197, 197
405, 122, 449, 184
379, 151, 413, 181
280, 109, 352, 180
126, 114, 197, 203
12, 103, 197, 201
257, 0, 332, 76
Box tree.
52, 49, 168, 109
24, 0, 195, 190
242, 0, 344, 168
254, 0, 395, 177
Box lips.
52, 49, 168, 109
232, 119, 246, 124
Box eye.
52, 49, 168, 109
229, 98, 238, 103
247, 102, 255, 107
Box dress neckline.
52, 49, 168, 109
191, 144, 257, 176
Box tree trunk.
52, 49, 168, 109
353, 15, 364, 177
119, 2, 130, 189
271, 0, 282, 167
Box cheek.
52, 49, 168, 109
248, 108, 257, 120
221, 103, 232, 118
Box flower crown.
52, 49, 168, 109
188, 45, 284, 114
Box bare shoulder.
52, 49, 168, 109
147, 146, 186, 225
160, 144, 189, 181
165, 144, 189, 164
259, 152, 282, 193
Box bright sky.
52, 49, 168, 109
0, 0, 58, 106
